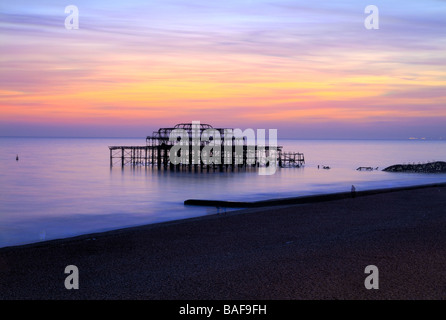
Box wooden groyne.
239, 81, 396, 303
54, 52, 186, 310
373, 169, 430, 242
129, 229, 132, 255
184, 182, 446, 208
109, 123, 304, 170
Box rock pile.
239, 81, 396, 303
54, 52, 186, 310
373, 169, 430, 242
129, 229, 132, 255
383, 161, 446, 173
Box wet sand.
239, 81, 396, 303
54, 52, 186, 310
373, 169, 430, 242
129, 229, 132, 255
1, 184, 445, 300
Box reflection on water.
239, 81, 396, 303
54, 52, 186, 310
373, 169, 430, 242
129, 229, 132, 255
1, 137, 445, 247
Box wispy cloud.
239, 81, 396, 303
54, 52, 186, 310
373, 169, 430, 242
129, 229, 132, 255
0, 0, 445, 138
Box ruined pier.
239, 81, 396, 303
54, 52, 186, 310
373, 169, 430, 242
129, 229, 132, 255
109, 123, 304, 170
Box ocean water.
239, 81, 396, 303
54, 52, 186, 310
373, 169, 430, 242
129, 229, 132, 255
1, 137, 446, 248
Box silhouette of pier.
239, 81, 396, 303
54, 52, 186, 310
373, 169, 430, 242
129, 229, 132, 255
109, 123, 304, 170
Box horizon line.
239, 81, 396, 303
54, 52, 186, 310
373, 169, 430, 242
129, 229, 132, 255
1, 136, 444, 141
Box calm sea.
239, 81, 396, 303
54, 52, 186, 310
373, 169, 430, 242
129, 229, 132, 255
1, 137, 446, 248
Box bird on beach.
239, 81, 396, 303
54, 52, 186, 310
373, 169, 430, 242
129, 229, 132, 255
16, 154, 19, 161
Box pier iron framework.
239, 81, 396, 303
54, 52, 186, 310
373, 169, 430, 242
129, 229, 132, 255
109, 123, 304, 170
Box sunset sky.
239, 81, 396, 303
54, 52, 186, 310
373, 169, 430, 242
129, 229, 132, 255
1, 0, 445, 139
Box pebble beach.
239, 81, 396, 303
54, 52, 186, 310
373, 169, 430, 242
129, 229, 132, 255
1, 184, 445, 300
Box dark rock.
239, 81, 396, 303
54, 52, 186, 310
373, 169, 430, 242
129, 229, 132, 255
383, 161, 446, 173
